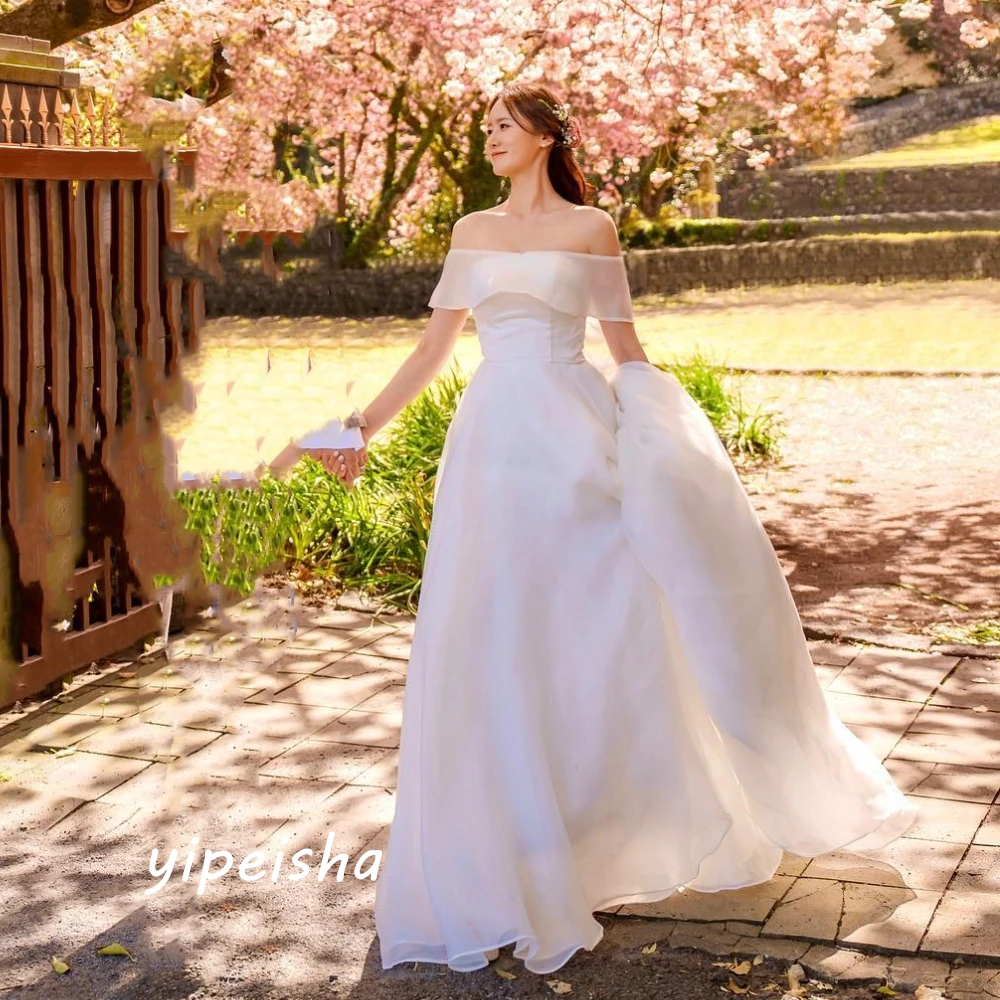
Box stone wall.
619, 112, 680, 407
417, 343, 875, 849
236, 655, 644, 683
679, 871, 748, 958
718, 163, 1000, 219
837, 79, 1000, 160
627, 235, 1000, 296
202, 256, 444, 319
203, 234, 1000, 321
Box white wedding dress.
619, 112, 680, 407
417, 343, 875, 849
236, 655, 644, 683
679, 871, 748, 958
372, 248, 918, 975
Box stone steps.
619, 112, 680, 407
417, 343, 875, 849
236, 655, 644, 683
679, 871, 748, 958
719, 162, 1000, 219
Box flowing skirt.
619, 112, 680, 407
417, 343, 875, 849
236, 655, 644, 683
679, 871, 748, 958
372, 357, 917, 975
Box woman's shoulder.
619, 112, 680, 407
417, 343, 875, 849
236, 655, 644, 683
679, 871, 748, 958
449, 211, 492, 249
576, 206, 621, 253
448, 204, 620, 254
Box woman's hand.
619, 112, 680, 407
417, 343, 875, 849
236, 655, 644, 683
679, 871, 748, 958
317, 444, 369, 490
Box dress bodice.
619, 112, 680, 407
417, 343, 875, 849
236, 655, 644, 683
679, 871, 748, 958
428, 249, 634, 363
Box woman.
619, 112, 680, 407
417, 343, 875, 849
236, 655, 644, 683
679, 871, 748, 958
319, 82, 918, 976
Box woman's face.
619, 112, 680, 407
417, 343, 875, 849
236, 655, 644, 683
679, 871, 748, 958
484, 99, 552, 177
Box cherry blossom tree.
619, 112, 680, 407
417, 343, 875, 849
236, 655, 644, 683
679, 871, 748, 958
16, 0, 994, 258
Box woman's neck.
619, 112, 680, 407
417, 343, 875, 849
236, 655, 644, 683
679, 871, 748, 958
502, 170, 567, 219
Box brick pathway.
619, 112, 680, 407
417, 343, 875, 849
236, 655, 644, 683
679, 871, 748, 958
1, 584, 999, 998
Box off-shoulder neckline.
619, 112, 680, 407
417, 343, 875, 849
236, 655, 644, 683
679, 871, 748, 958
448, 248, 623, 261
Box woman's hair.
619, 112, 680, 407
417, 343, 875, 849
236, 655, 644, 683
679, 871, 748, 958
485, 82, 596, 206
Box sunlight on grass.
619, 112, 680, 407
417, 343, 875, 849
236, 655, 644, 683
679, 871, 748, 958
162, 280, 1000, 476
804, 115, 1000, 170
635, 281, 1000, 372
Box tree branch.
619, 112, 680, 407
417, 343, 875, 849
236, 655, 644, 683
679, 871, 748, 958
0, 0, 168, 49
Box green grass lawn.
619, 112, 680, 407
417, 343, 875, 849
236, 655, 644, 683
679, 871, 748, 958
803, 114, 1000, 170
633, 280, 1000, 371
163, 280, 1000, 476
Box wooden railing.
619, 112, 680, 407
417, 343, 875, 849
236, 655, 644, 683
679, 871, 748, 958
0, 32, 204, 709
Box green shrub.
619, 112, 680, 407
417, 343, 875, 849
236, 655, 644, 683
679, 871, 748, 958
657, 350, 784, 462
624, 216, 804, 249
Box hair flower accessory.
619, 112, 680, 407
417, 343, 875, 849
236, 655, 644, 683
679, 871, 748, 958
539, 99, 583, 149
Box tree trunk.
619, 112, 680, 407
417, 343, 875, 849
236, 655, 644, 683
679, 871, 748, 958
693, 159, 719, 219
0, 0, 168, 49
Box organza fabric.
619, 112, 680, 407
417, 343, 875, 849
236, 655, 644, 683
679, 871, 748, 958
372, 249, 917, 976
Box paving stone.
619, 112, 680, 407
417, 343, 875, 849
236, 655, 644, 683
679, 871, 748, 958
46, 798, 148, 844
945, 966, 1000, 997
222, 702, 347, 742
258, 738, 385, 784
16, 711, 114, 749
776, 853, 812, 877
845, 722, 903, 760
599, 919, 677, 952
0, 739, 47, 781
97, 659, 195, 690
353, 685, 406, 715
747, 936, 811, 961
221, 665, 297, 694
315, 650, 407, 679
882, 758, 1000, 804
254, 670, 398, 711
345, 630, 413, 661
892, 729, 1000, 767
837, 883, 940, 952
5, 748, 149, 801
139, 689, 236, 731
270, 648, 367, 677
349, 749, 398, 789
828, 650, 958, 702
222, 637, 289, 669
949, 845, 1000, 893
0, 783, 89, 835
973, 805, 1000, 846
725, 920, 762, 937
360, 822, 391, 856
258, 781, 396, 858
814, 665, 845, 688
801, 836, 965, 892
310, 710, 401, 749
619, 875, 794, 923
903, 794, 992, 843
298, 608, 389, 630
287, 625, 394, 655
825, 692, 924, 729
929, 658, 1000, 712
668, 921, 741, 955
95, 759, 187, 804
126, 774, 347, 857
798, 943, 889, 979
761, 877, 842, 940
181, 733, 295, 779
887, 954, 952, 990
922, 889, 1000, 958
75, 720, 220, 762
907, 703, 1000, 735
799, 944, 892, 982
808, 641, 857, 667
49, 684, 184, 721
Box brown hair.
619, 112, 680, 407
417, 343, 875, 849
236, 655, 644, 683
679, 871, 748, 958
486, 82, 596, 206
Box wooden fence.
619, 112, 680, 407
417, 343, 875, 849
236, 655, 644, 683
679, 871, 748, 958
0, 33, 204, 709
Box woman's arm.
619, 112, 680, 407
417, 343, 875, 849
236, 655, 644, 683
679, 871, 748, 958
588, 209, 650, 366
319, 304, 470, 488
358, 305, 470, 441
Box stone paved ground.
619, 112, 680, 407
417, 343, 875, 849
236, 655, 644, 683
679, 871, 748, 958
1, 585, 999, 999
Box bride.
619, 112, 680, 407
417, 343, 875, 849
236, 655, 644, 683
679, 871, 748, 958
317, 82, 918, 975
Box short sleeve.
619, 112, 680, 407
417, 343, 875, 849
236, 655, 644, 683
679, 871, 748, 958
582, 254, 634, 323
428, 252, 474, 310
427, 249, 635, 319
